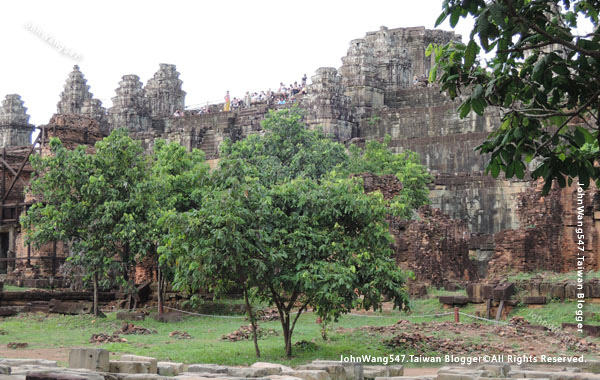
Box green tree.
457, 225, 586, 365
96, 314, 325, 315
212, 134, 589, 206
148, 139, 210, 314
429, 0, 600, 194
22, 129, 150, 316
161, 109, 411, 358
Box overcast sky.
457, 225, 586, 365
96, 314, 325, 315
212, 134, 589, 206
0, 0, 474, 126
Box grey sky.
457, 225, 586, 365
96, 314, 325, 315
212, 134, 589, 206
0, 0, 473, 126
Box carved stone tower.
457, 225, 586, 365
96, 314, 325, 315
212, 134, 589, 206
0, 95, 34, 147
57, 65, 93, 114
145, 64, 186, 119
108, 75, 151, 132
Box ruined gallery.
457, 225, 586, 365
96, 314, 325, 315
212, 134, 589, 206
0, 25, 598, 293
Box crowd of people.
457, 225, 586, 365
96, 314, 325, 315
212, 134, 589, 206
175, 74, 310, 117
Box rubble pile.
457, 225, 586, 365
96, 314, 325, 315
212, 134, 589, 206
384, 331, 508, 355
222, 324, 279, 341
169, 330, 192, 339
89, 333, 127, 343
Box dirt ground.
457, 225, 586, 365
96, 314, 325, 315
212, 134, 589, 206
0, 347, 69, 362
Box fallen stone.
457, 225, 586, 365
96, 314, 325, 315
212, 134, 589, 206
0, 366, 9, 375
109, 361, 152, 374
120, 356, 157, 374
508, 371, 565, 379
0, 361, 57, 368
267, 376, 305, 380
69, 348, 110, 372
523, 296, 547, 305
185, 365, 228, 374
363, 366, 403, 378
252, 364, 293, 373
312, 361, 363, 380
176, 373, 227, 379
493, 283, 515, 301
227, 367, 281, 378
157, 363, 184, 377
48, 300, 92, 315
281, 370, 331, 380
296, 365, 346, 380
122, 375, 169, 380
479, 364, 510, 378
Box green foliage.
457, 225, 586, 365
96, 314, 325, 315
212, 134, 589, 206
161, 108, 412, 357
22, 129, 152, 314
346, 136, 433, 218
429, 0, 600, 194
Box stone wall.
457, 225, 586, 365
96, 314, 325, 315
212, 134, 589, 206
392, 206, 478, 287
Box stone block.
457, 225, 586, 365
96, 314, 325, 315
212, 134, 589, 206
281, 370, 331, 380
550, 284, 566, 300
565, 283, 578, 299
312, 361, 363, 380
436, 373, 479, 380
296, 364, 346, 380
252, 364, 293, 373
562, 323, 600, 337
467, 283, 484, 303
227, 367, 281, 377
267, 376, 305, 380
121, 356, 157, 374
493, 283, 515, 301
48, 300, 92, 315
122, 375, 169, 380
480, 364, 510, 378
186, 365, 228, 374
523, 296, 547, 305
69, 348, 110, 372
362, 366, 403, 379
109, 361, 152, 374
589, 281, 600, 298
482, 284, 494, 300
158, 363, 184, 377
0, 366, 10, 375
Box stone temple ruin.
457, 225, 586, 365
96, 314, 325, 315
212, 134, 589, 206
0, 25, 598, 290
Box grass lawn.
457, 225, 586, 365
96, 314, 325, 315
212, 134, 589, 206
0, 288, 598, 366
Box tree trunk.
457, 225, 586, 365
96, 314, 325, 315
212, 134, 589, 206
157, 265, 164, 315
92, 272, 99, 317
243, 287, 260, 358
281, 312, 292, 358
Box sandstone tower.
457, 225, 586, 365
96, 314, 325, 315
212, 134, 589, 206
144, 64, 186, 119
56, 65, 93, 114
0, 94, 34, 147
108, 75, 151, 132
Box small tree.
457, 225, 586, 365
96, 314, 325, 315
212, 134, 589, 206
163, 109, 412, 357
148, 139, 210, 314
22, 129, 150, 316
